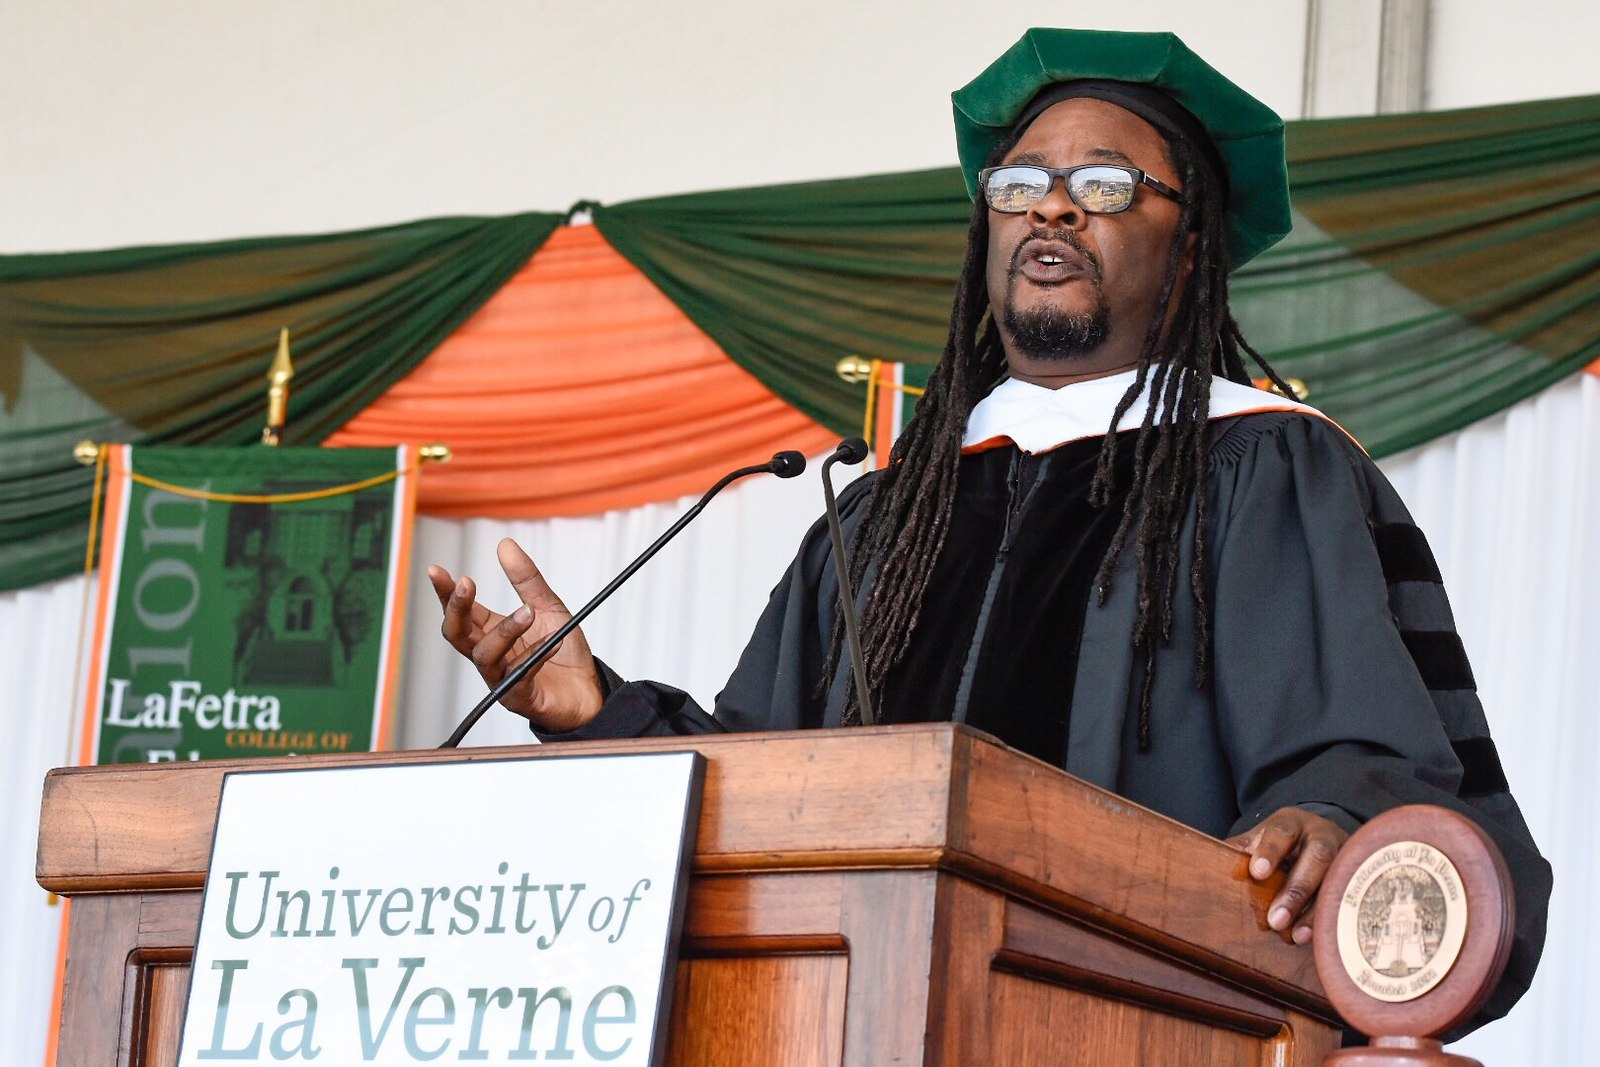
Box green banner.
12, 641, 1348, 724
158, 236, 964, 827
83, 445, 416, 764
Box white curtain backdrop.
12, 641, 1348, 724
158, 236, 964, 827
4, 377, 1597, 1062
395, 449, 836, 750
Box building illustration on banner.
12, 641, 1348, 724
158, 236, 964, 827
225, 492, 393, 690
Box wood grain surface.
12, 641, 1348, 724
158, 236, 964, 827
37, 724, 1343, 1065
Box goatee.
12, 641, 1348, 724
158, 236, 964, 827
1002, 303, 1110, 361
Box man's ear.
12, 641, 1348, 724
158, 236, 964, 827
1180, 230, 1198, 281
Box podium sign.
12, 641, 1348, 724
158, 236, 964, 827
175, 753, 704, 1066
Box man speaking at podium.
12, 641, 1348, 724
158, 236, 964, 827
428, 29, 1548, 1032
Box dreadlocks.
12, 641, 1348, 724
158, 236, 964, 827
825, 125, 1296, 749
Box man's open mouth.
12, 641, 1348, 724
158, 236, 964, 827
1015, 239, 1094, 285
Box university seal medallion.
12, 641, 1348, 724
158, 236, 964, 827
1335, 839, 1469, 1003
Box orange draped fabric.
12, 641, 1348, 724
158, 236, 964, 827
328, 225, 836, 516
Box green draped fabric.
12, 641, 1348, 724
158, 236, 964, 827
597, 94, 1600, 454
0, 212, 560, 591
594, 170, 973, 431
1244, 95, 1600, 454
4, 94, 1597, 595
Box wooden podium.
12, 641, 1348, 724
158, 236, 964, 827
37, 724, 1340, 1065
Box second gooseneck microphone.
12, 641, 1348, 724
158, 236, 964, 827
440, 449, 808, 748
821, 438, 876, 726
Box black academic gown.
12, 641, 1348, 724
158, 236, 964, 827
541, 411, 1549, 1036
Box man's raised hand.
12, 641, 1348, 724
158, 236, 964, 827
428, 538, 604, 734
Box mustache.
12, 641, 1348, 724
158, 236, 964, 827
1008, 229, 1102, 282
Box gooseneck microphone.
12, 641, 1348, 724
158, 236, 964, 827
439, 449, 808, 748
820, 437, 876, 727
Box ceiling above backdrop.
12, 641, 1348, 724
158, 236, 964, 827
1, 93, 1596, 593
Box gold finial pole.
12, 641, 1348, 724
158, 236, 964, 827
262, 328, 295, 446
419, 444, 453, 463
1253, 376, 1311, 401
836, 355, 873, 384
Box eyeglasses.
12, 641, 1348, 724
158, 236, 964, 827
977, 164, 1183, 215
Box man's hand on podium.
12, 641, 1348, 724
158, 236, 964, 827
429, 537, 605, 734
1227, 807, 1350, 947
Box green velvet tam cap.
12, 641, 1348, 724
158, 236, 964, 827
952, 28, 1291, 268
